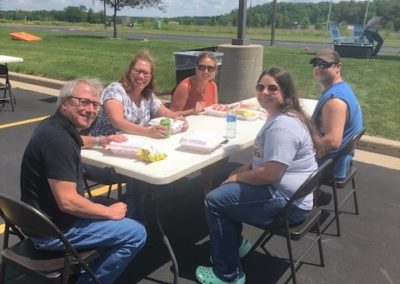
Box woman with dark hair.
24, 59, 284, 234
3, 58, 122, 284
90, 49, 187, 138
169, 51, 219, 116
195, 67, 321, 284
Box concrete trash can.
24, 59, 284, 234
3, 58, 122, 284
173, 51, 223, 85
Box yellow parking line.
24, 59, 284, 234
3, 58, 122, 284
84, 184, 123, 197
0, 115, 49, 129
0, 184, 123, 234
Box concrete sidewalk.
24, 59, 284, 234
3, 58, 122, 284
9, 72, 400, 165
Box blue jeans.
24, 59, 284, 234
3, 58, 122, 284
83, 164, 148, 222
319, 152, 353, 180
31, 218, 146, 283
204, 166, 310, 282
364, 30, 384, 55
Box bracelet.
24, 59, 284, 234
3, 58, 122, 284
95, 136, 102, 147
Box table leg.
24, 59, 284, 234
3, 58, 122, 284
152, 189, 180, 284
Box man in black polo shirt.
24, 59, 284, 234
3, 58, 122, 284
20, 78, 146, 283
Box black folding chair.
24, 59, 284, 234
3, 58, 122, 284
0, 193, 102, 284
0, 64, 15, 112
320, 128, 366, 236
245, 159, 333, 284
83, 166, 123, 201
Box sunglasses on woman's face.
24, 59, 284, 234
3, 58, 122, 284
256, 83, 280, 93
197, 64, 216, 72
312, 61, 335, 69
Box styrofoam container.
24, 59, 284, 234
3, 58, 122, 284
179, 131, 226, 153
107, 138, 153, 157
203, 104, 231, 117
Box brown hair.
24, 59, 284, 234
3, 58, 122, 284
120, 49, 156, 99
196, 51, 217, 67
258, 67, 322, 156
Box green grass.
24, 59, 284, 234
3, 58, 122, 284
0, 25, 399, 141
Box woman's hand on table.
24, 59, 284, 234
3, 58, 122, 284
147, 125, 170, 139
194, 102, 206, 114
174, 116, 189, 132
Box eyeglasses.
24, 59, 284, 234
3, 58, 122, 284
132, 68, 151, 77
256, 83, 280, 93
312, 61, 335, 69
69, 96, 102, 112
197, 64, 216, 72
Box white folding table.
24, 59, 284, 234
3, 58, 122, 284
0, 55, 24, 65
81, 97, 317, 283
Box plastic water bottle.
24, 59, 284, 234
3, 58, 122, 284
226, 114, 237, 139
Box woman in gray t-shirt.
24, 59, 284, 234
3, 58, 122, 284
196, 67, 322, 284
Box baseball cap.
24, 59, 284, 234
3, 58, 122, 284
309, 49, 341, 64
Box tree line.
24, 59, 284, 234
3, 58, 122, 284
0, 0, 399, 31
173, 0, 400, 31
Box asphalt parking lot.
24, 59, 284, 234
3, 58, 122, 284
1, 86, 400, 284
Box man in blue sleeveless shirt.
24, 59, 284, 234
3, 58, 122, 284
310, 49, 364, 205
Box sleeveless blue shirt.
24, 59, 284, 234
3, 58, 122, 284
312, 81, 364, 178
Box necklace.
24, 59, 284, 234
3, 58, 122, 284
192, 78, 207, 98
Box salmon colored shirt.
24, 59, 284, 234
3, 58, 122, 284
175, 77, 217, 110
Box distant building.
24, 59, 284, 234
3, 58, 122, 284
121, 16, 131, 26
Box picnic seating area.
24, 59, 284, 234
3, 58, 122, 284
328, 23, 374, 59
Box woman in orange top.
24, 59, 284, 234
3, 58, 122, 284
170, 51, 218, 116
171, 51, 223, 194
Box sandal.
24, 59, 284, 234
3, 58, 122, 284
195, 266, 246, 284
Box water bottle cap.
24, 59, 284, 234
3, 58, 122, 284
226, 114, 236, 122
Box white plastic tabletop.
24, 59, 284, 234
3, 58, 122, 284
0, 55, 24, 64
81, 98, 317, 185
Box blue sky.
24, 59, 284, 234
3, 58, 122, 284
0, 0, 366, 17
3, 0, 265, 17
1, 0, 364, 18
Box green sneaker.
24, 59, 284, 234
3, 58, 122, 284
195, 266, 246, 284
239, 239, 252, 258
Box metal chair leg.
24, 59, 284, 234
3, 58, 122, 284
285, 233, 297, 284
316, 221, 325, 266
352, 178, 359, 215
332, 183, 341, 236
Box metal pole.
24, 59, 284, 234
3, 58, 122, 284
232, 0, 249, 45
363, 0, 370, 26
323, 0, 334, 47
270, 0, 277, 46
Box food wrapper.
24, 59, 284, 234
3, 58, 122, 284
179, 131, 226, 153
107, 138, 167, 162
232, 108, 260, 121
234, 101, 260, 110
136, 147, 167, 162
148, 117, 185, 134
203, 104, 232, 117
